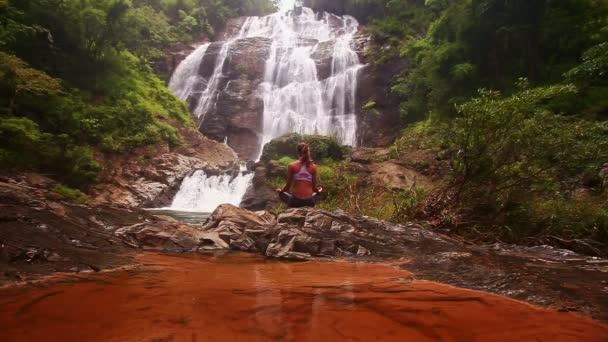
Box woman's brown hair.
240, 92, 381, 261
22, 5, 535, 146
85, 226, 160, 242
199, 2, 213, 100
297, 142, 312, 166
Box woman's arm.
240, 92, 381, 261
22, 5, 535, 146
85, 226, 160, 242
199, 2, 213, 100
311, 164, 321, 193
278, 164, 295, 193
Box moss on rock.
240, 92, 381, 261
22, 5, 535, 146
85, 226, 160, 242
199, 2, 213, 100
260, 134, 347, 163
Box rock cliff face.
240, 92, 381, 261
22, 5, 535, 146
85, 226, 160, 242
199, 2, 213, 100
355, 60, 405, 147
90, 122, 237, 208
204, 37, 272, 160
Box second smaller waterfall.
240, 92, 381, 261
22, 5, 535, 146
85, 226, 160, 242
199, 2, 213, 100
168, 166, 254, 212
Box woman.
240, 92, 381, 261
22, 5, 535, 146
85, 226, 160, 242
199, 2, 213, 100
276, 142, 323, 208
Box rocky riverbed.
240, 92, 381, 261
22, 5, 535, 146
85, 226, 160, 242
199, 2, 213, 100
2, 173, 607, 322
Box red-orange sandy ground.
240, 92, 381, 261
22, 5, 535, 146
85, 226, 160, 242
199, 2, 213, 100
0, 253, 606, 341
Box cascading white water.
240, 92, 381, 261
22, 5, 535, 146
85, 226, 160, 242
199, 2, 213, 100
170, 2, 364, 154
168, 44, 210, 101
165, 0, 364, 212
167, 166, 254, 212
241, 7, 364, 156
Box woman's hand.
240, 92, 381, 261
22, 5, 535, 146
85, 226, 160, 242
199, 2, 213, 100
316, 187, 323, 193
275, 188, 283, 193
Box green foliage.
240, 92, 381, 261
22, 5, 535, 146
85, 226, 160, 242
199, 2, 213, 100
120, 5, 176, 60
362, 101, 376, 109
276, 156, 296, 167
425, 83, 608, 249
389, 119, 444, 159
0, 52, 62, 111
342, 0, 608, 249
0, 0, 229, 186
365, 0, 608, 122
0, 116, 45, 168
445, 83, 604, 197
526, 198, 608, 243
61, 146, 101, 186
52, 184, 89, 204
261, 134, 346, 163
566, 43, 608, 86
389, 187, 427, 224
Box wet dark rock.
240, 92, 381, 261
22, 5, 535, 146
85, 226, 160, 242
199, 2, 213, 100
355, 61, 405, 147
225, 37, 272, 80
201, 204, 455, 259
311, 40, 335, 80
199, 42, 225, 79
0, 179, 140, 283
198, 37, 272, 161
217, 17, 248, 40
115, 222, 228, 253
153, 39, 210, 82
0, 175, 230, 283
240, 162, 280, 211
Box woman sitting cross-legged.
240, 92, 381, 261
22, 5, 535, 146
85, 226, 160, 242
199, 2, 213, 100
275, 142, 323, 208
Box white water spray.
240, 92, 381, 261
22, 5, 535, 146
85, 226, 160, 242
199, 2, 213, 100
167, 166, 254, 212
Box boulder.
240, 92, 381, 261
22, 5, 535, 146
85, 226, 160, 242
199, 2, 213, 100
241, 134, 348, 211
367, 161, 432, 190
199, 204, 456, 260
199, 41, 225, 79
240, 162, 281, 211
115, 222, 228, 253
348, 147, 391, 164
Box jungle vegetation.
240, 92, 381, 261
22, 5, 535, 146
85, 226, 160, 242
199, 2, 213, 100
0, 0, 273, 186
346, 0, 608, 252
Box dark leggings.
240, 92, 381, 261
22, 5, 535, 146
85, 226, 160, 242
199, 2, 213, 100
278, 192, 320, 208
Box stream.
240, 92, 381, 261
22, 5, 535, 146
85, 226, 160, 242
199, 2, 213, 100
1, 253, 607, 341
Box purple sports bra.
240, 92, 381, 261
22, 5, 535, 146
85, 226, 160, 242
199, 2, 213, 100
294, 163, 313, 183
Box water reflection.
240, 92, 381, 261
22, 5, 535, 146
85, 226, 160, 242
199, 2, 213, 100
0, 253, 606, 341
145, 209, 210, 225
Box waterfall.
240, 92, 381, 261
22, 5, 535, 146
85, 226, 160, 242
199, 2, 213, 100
168, 44, 210, 101
165, 0, 364, 212
170, 3, 364, 154
167, 166, 254, 212
241, 8, 364, 156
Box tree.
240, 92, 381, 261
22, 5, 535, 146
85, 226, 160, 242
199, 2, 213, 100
0, 52, 62, 113
119, 5, 175, 60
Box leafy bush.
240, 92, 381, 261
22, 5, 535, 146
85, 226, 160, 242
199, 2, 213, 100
276, 156, 296, 167
445, 82, 608, 203
389, 187, 428, 224
261, 134, 346, 163
0, 0, 274, 187
52, 184, 89, 204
